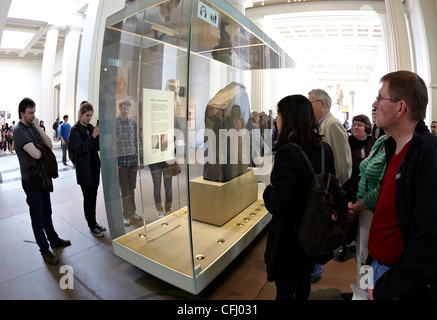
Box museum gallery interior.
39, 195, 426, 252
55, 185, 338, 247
0, 0, 436, 301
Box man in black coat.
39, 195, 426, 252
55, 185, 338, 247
368, 71, 437, 300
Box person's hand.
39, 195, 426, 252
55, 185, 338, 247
348, 201, 357, 222
265, 175, 271, 187
92, 125, 99, 138
367, 287, 374, 300
32, 117, 40, 128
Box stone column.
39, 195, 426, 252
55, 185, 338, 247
0, 0, 12, 45
39, 25, 60, 127
60, 26, 82, 123
378, 13, 396, 74
405, 0, 437, 122
76, 0, 125, 121
384, 0, 412, 71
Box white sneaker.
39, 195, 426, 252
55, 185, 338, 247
95, 223, 106, 231
90, 227, 104, 237
124, 218, 131, 226
157, 211, 165, 218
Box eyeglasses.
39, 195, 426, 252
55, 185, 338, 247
310, 99, 321, 104
375, 96, 400, 103
432, 126, 436, 129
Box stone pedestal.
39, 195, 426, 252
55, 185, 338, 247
190, 169, 258, 226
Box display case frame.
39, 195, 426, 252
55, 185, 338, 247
98, 0, 293, 294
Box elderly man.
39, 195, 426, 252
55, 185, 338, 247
308, 89, 352, 283
309, 89, 352, 185
367, 70, 437, 300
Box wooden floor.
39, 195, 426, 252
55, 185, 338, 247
200, 228, 357, 300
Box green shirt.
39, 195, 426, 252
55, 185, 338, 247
356, 135, 387, 209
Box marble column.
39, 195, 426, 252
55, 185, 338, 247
384, 0, 412, 71
378, 13, 396, 74
76, 0, 125, 121
60, 26, 82, 123
406, 0, 437, 122
0, 0, 12, 44
39, 25, 60, 127
250, 19, 266, 112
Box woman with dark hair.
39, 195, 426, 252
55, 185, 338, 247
339, 114, 376, 262
69, 101, 106, 237
263, 94, 336, 300
348, 114, 375, 180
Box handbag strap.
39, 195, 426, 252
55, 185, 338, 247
289, 143, 328, 191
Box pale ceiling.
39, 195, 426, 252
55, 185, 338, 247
1, 0, 391, 83
0, 0, 87, 59
249, 0, 384, 9
245, 0, 391, 83
0, 17, 62, 58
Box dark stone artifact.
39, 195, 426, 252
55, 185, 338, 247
203, 82, 250, 182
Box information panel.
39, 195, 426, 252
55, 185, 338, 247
142, 88, 175, 165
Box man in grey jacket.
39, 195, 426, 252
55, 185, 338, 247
308, 89, 352, 283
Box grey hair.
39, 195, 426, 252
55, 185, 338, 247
309, 89, 332, 110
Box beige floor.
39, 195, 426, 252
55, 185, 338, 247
0, 145, 356, 300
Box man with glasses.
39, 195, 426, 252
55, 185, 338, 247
367, 71, 437, 300
308, 89, 352, 185
308, 89, 352, 283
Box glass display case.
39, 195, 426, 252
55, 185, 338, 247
98, 0, 293, 294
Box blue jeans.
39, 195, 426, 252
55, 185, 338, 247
371, 259, 399, 299
371, 259, 390, 285
22, 178, 58, 254
311, 263, 324, 278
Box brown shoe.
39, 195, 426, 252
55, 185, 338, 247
42, 251, 60, 265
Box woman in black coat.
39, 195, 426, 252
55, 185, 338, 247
263, 95, 336, 300
69, 101, 105, 237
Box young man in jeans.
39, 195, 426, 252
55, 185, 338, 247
60, 114, 71, 165
13, 98, 71, 265
367, 71, 437, 300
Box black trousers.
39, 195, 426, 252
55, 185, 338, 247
80, 185, 98, 229
275, 274, 311, 300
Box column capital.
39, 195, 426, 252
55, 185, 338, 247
65, 25, 83, 34
46, 24, 62, 32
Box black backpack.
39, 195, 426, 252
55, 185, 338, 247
291, 143, 350, 257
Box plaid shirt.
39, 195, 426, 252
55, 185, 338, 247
116, 116, 143, 167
